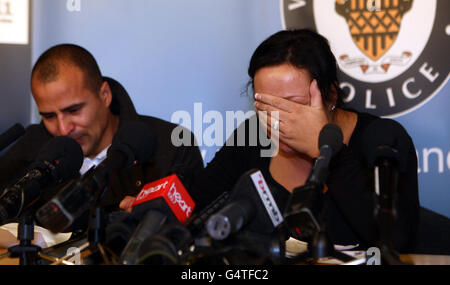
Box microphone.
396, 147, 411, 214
121, 191, 230, 265
284, 123, 343, 242
116, 174, 196, 265
0, 136, 83, 225
134, 221, 193, 265
307, 123, 344, 186
185, 191, 230, 237
35, 121, 156, 233
0, 123, 25, 152
362, 119, 409, 252
363, 118, 408, 173
206, 169, 284, 240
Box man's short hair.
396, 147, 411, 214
31, 44, 103, 94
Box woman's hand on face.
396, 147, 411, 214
254, 79, 329, 158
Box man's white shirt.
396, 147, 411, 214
79, 145, 110, 175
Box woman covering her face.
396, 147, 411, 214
123, 29, 420, 264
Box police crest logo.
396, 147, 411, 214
281, 0, 449, 117
335, 0, 412, 62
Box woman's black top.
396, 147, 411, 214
189, 111, 419, 252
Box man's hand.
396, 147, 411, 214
119, 196, 136, 213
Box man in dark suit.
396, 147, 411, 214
0, 44, 203, 248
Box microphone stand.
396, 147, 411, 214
373, 161, 408, 265
8, 210, 42, 265
82, 183, 118, 265
284, 182, 331, 260
50, 185, 117, 265
300, 184, 350, 263
308, 199, 334, 260
284, 183, 356, 265
375, 212, 408, 264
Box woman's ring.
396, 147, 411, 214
273, 120, 279, 131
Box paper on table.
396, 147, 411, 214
285, 237, 366, 265
1, 223, 71, 248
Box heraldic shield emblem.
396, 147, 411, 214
335, 0, 413, 61
282, 0, 448, 117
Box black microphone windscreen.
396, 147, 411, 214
0, 123, 25, 151
223, 169, 284, 235
136, 222, 192, 265
362, 119, 409, 171
318, 123, 343, 154
105, 211, 139, 254
108, 121, 156, 166
35, 136, 84, 181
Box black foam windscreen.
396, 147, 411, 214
215, 169, 284, 236
0, 123, 25, 151
34, 136, 84, 182
362, 119, 409, 172
108, 121, 157, 167
318, 123, 343, 154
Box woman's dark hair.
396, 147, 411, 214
248, 29, 344, 107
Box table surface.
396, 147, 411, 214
399, 254, 450, 265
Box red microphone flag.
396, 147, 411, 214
131, 174, 195, 223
